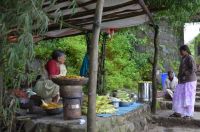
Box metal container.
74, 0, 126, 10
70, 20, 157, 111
59, 85, 83, 120
112, 101, 119, 108
138, 82, 152, 102
63, 98, 81, 120
60, 85, 83, 98
52, 77, 87, 120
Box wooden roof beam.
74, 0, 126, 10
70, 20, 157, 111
47, 7, 162, 31
46, 0, 96, 14
76, 0, 91, 11
137, 0, 156, 27
51, 1, 138, 20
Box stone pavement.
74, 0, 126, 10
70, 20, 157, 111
148, 126, 200, 132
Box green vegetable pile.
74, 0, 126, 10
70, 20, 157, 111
82, 96, 116, 114
117, 90, 132, 103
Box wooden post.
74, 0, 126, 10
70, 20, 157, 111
87, 0, 104, 132
151, 25, 159, 114
137, 0, 159, 114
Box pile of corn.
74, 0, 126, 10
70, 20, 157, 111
41, 101, 63, 110
82, 96, 116, 114
60, 75, 84, 79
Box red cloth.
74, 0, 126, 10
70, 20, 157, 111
45, 59, 60, 76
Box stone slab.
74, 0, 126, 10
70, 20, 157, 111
152, 110, 200, 128
148, 126, 200, 132
158, 100, 200, 112
196, 92, 200, 96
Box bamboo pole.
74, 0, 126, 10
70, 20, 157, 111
87, 0, 104, 132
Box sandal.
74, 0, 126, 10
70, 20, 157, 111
169, 112, 181, 117
183, 116, 192, 120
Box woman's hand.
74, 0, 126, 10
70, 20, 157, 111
50, 75, 61, 79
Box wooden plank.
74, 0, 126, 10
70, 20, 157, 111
46, 0, 96, 14
65, 10, 144, 24
87, 0, 104, 131
76, 0, 91, 11
74, 7, 161, 25
47, 7, 162, 32
45, 28, 82, 37
48, 8, 143, 31
49, 1, 137, 19
43, 1, 70, 12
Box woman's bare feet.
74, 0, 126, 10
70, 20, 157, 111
52, 94, 60, 103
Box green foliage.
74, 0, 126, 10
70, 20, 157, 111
105, 35, 139, 91
190, 34, 200, 64
105, 30, 153, 91
35, 36, 87, 75
35, 30, 153, 92
149, 0, 200, 33
0, 0, 50, 130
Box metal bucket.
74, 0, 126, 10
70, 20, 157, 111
138, 82, 152, 102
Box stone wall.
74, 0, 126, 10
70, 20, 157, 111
96, 104, 151, 132
18, 104, 151, 132
134, 21, 181, 72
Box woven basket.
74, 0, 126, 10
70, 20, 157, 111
52, 77, 89, 86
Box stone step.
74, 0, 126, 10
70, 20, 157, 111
196, 88, 200, 92
196, 72, 200, 76
196, 96, 200, 102
152, 110, 200, 128
196, 92, 200, 96
158, 100, 200, 112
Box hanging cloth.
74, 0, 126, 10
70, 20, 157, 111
80, 54, 89, 77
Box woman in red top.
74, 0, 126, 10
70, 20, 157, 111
46, 50, 66, 78
34, 50, 66, 103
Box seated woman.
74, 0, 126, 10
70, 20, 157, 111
34, 50, 67, 103
164, 70, 178, 99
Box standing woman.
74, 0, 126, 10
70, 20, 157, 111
171, 45, 197, 119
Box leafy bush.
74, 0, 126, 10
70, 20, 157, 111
35, 36, 86, 74
35, 29, 153, 92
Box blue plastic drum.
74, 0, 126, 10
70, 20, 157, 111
161, 73, 168, 92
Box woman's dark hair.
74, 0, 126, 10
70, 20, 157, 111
51, 50, 65, 60
179, 45, 191, 55
167, 71, 173, 76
